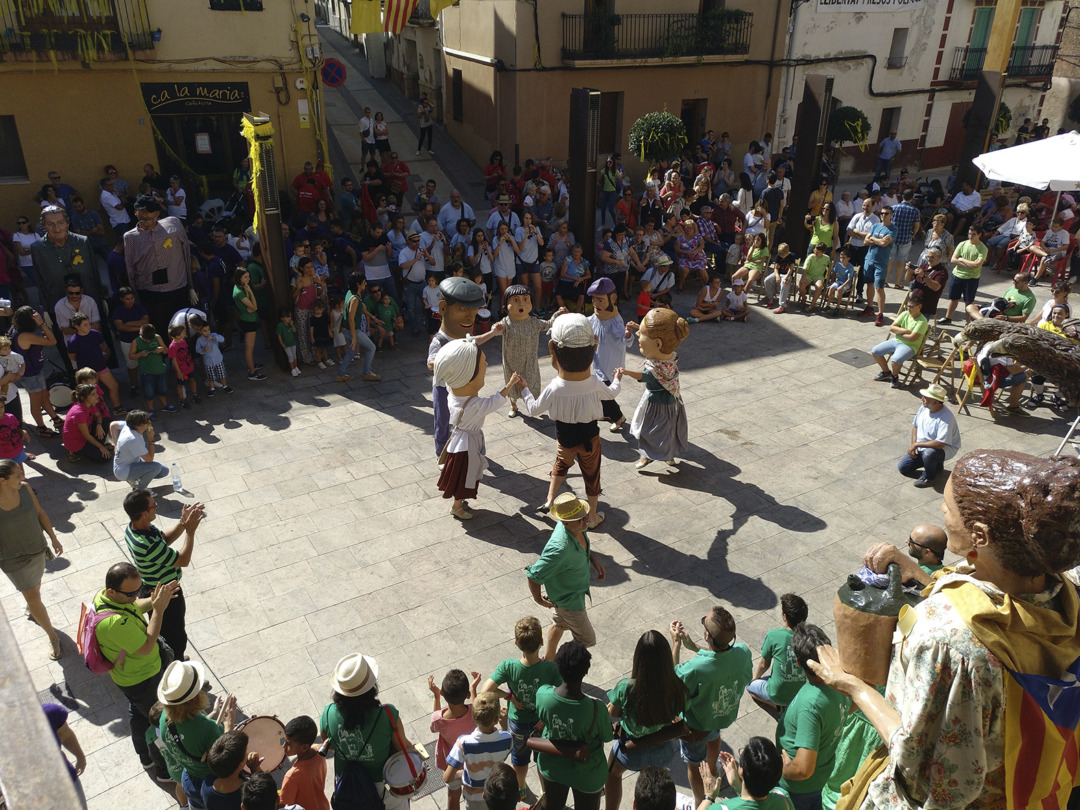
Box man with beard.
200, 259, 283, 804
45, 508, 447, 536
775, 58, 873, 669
861, 524, 949, 587
427, 277, 504, 456
124, 195, 193, 335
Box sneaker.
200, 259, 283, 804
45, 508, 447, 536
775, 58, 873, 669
291, 367, 302, 377
162, 405, 179, 413
148, 410, 156, 419
192, 395, 202, 405
206, 387, 215, 397
875, 313, 884, 326
318, 361, 327, 370
873, 370, 892, 382
936, 317, 953, 325
415, 150, 421, 156
1005, 405, 1031, 417
859, 305, 875, 317
336, 374, 353, 382
686, 316, 699, 324
222, 386, 234, 394
1027, 393, 1044, 408
891, 376, 902, 389
362, 372, 381, 381
913, 477, 934, 488
773, 306, 786, 314
248, 371, 267, 381
428, 150, 436, 156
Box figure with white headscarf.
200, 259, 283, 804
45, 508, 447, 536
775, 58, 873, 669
434, 336, 523, 520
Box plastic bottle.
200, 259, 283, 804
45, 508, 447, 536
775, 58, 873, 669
171, 463, 182, 493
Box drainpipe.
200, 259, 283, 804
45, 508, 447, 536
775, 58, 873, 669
779, 2, 800, 141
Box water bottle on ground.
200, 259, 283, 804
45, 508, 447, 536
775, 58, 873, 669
171, 463, 183, 493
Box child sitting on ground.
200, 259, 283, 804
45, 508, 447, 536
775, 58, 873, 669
74, 367, 111, 429
0, 398, 34, 468
746, 592, 808, 714
430, 669, 482, 810
310, 300, 333, 369
201, 730, 261, 809
194, 318, 232, 395
720, 278, 749, 321
445, 692, 513, 810
130, 323, 175, 414
824, 248, 857, 315
276, 309, 301, 377
482, 616, 561, 800
167, 324, 199, 408
280, 715, 329, 810
67, 313, 123, 413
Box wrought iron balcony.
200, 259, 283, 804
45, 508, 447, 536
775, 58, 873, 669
561, 10, 753, 61
0, 0, 154, 59
949, 44, 1058, 82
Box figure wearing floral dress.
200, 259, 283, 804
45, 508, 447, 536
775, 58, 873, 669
497, 284, 566, 417
619, 308, 689, 470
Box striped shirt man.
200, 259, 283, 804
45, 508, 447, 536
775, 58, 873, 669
124, 524, 181, 587
446, 728, 513, 808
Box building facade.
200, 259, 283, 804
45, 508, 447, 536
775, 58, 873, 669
0, 0, 325, 234
774, 0, 1067, 176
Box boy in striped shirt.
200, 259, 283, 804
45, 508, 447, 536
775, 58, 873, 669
123, 488, 205, 662
445, 692, 513, 810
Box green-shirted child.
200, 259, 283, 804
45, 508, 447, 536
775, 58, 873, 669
276, 309, 300, 377
747, 593, 808, 712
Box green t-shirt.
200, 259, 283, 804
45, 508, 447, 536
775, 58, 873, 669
950, 239, 988, 280
820, 688, 884, 810
919, 561, 944, 576
276, 321, 298, 348
1003, 286, 1035, 318
608, 678, 675, 740
534, 685, 613, 793
802, 253, 830, 283
746, 246, 769, 272
158, 712, 224, 780
134, 335, 166, 375
711, 787, 793, 810
145, 725, 183, 782
525, 522, 592, 611
246, 260, 272, 311
233, 285, 258, 322
675, 644, 753, 732
375, 299, 400, 326
894, 309, 928, 351
490, 657, 561, 725
760, 628, 805, 706
320, 702, 400, 781
809, 217, 835, 248
776, 682, 851, 795
92, 590, 162, 687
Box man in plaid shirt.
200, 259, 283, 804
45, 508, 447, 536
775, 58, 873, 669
696, 205, 723, 268
887, 189, 921, 289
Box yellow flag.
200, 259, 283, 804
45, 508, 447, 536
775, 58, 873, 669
350, 0, 383, 34
429, 0, 458, 18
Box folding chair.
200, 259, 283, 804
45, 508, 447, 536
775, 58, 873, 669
834, 267, 860, 315
899, 330, 956, 389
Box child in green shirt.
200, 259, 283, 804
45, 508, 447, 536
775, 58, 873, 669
276, 309, 300, 377
129, 323, 175, 414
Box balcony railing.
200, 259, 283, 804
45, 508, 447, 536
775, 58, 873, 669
949, 44, 1058, 81
0, 0, 154, 59
561, 10, 753, 61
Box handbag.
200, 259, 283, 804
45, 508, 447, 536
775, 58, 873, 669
526, 699, 600, 763
436, 395, 475, 466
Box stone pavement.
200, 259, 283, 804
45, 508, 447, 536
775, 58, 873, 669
5, 30, 1074, 809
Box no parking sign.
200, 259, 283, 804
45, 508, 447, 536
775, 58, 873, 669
321, 58, 346, 88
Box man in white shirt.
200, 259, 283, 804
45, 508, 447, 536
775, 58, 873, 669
114, 411, 169, 489
898, 383, 960, 487
53, 275, 102, 336
358, 106, 377, 161
845, 197, 880, 301
399, 231, 435, 334
774, 165, 792, 205
948, 182, 982, 236
437, 189, 476, 237
485, 195, 521, 240
100, 176, 132, 232
418, 217, 448, 278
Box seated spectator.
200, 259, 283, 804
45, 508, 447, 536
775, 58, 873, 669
796, 242, 830, 311
1032, 217, 1072, 282
898, 383, 961, 487
904, 247, 949, 322
746, 593, 808, 713
719, 278, 749, 322
704, 737, 792, 810
870, 294, 929, 389
763, 243, 797, 311
63, 384, 112, 464
640, 255, 676, 302
687, 275, 725, 324
53, 275, 101, 337
113, 410, 169, 489
823, 248, 857, 315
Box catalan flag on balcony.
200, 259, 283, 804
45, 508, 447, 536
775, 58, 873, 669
350, 0, 383, 35
384, 0, 420, 33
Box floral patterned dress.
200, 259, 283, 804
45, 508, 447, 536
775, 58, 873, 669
497, 314, 555, 399
863, 568, 1066, 809
678, 235, 706, 274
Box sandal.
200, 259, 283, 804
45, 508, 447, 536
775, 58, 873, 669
586, 511, 605, 530
450, 503, 474, 520
48, 636, 62, 661
37, 425, 59, 437
51, 416, 63, 431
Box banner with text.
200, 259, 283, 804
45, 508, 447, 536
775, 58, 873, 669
817, 0, 924, 11
141, 82, 252, 115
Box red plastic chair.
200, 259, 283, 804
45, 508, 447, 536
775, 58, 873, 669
1051, 245, 1076, 286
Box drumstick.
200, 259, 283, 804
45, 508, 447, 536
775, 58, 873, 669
414, 742, 429, 760
317, 739, 333, 757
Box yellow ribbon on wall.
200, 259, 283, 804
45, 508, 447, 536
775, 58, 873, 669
240, 117, 275, 236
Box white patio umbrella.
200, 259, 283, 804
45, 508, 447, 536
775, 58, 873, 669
973, 130, 1080, 222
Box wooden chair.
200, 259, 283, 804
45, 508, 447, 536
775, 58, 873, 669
835, 266, 861, 315
899, 330, 959, 390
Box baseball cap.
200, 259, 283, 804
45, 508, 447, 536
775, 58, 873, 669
550, 314, 596, 349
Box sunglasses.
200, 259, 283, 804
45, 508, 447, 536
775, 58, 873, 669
16, 220, 28, 225
66, 291, 82, 298
116, 584, 143, 598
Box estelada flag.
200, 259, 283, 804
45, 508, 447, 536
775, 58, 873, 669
1003, 659, 1080, 808
384, 0, 420, 33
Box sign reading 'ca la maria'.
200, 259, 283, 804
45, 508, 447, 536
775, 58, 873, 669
140, 82, 252, 114
817, 0, 924, 11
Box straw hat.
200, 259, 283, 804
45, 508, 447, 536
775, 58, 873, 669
920, 383, 947, 403
331, 653, 379, 697
157, 660, 208, 705
551, 492, 590, 523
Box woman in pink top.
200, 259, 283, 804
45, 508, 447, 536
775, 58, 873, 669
62, 385, 112, 463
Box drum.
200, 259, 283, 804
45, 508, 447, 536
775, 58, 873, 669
237, 716, 287, 771
475, 308, 491, 335
383, 751, 427, 796
48, 383, 73, 410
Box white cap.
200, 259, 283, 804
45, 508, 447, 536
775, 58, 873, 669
433, 336, 480, 389
550, 313, 596, 349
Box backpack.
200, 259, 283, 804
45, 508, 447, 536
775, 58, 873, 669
331, 759, 385, 810
76, 602, 126, 674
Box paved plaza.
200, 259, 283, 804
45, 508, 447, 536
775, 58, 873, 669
4, 27, 1074, 810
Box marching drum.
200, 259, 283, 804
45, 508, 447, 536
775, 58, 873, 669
237, 715, 287, 771
383, 750, 427, 796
